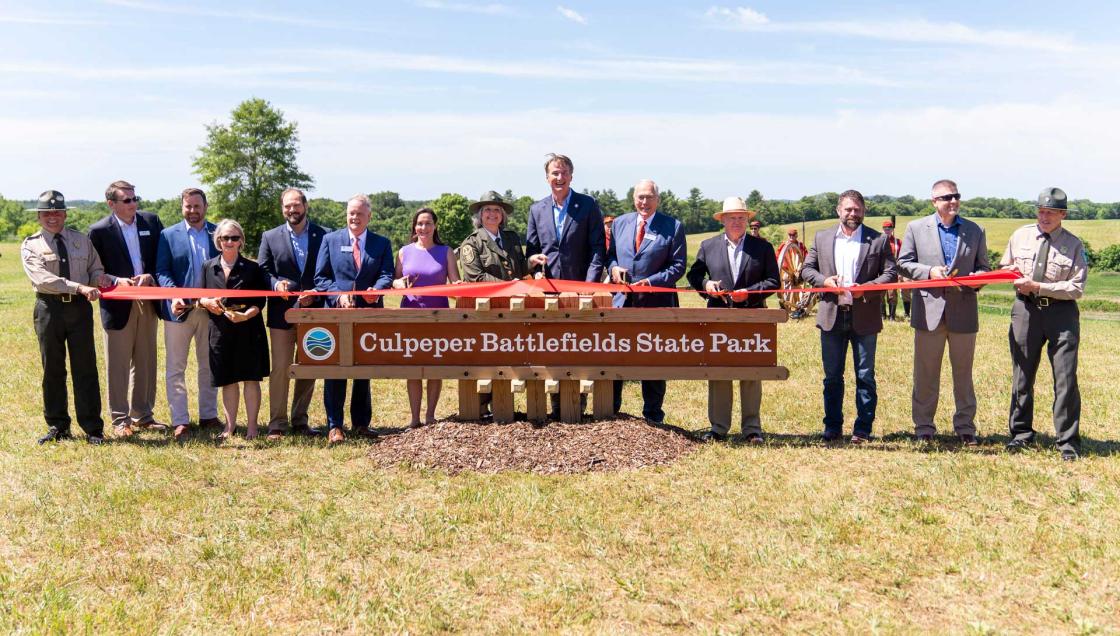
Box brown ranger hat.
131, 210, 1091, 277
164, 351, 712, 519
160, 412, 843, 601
28, 189, 74, 212
1037, 187, 1075, 211
469, 190, 514, 214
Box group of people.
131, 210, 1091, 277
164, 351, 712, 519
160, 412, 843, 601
21, 155, 1088, 459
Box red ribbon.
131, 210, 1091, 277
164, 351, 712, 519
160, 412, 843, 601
98, 270, 1020, 301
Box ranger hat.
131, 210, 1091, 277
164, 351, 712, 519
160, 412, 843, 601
1037, 187, 1073, 211
28, 189, 74, 212
469, 190, 514, 215
714, 196, 758, 221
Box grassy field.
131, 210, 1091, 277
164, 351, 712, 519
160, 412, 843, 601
2, 238, 1119, 633
691, 216, 1120, 255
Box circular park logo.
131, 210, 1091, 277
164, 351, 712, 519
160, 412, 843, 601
302, 327, 336, 361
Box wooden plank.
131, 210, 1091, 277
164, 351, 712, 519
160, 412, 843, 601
558, 380, 581, 423
525, 380, 547, 423
339, 322, 354, 366
292, 365, 791, 381
509, 297, 525, 311
286, 307, 789, 324
474, 297, 491, 311
491, 379, 514, 423
592, 379, 614, 418
593, 292, 613, 308
457, 380, 481, 420
559, 292, 580, 309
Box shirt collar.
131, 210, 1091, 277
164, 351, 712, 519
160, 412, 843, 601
723, 233, 745, 249
114, 213, 137, 228
834, 224, 862, 241
936, 214, 961, 230
484, 228, 500, 241
287, 221, 308, 236
552, 190, 572, 210
637, 211, 657, 226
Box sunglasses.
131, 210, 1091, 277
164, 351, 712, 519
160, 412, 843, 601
117, 197, 141, 204
218, 235, 243, 242
934, 193, 962, 202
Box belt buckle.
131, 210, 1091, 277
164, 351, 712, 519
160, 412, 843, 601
1038, 297, 1050, 307
60, 294, 72, 303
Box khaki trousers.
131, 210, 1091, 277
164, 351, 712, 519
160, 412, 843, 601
164, 308, 218, 426
104, 300, 160, 428
912, 320, 977, 435
268, 327, 315, 431
708, 379, 762, 436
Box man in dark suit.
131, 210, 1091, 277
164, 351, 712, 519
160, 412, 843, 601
897, 179, 989, 444
687, 196, 780, 442
525, 153, 606, 418
155, 187, 221, 441
801, 190, 897, 443
525, 153, 605, 282
607, 179, 686, 424
258, 187, 328, 440
314, 194, 394, 444
88, 180, 165, 438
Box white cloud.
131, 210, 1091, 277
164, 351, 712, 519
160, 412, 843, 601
3, 99, 1116, 200
557, 6, 587, 25
305, 49, 896, 87
101, 0, 385, 33
704, 6, 1076, 53
414, 0, 514, 15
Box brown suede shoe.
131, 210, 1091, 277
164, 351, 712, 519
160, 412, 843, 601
198, 417, 222, 429
137, 420, 168, 432
173, 425, 190, 442
113, 424, 135, 438
328, 428, 345, 445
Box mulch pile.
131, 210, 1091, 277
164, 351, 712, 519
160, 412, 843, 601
369, 416, 699, 474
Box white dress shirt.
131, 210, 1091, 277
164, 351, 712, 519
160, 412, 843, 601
833, 225, 863, 305
115, 213, 144, 277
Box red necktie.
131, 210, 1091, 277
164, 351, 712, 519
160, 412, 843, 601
352, 236, 361, 272
634, 217, 646, 253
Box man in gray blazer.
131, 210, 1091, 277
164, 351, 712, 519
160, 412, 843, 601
897, 179, 989, 444
801, 190, 897, 443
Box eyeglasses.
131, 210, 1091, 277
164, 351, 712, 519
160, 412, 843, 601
218, 236, 243, 243
934, 193, 962, 202
117, 197, 140, 204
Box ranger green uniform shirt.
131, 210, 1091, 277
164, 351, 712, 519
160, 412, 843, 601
21, 227, 106, 294
458, 228, 528, 282
999, 223, 1086, 301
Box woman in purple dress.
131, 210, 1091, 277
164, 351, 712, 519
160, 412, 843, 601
393, 207, 461, 427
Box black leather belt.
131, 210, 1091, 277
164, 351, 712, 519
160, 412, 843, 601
836, 304, 852, 312
1016, 294, 1072, 307
36, 292, 84, 303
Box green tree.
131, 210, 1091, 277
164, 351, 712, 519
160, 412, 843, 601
429, 193, 473, 247
746, 189, 764, 210
192, 98, 313, 250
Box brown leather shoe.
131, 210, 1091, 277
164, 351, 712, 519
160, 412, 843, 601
173, 425, 190, 442
198, 417, 222, 428
113, 424, 135, 438
137, 420, 168, 432
328, 428, 345, 444
850, 435, 870, 445
267, 429, 283, 441
959, 434, 979, 446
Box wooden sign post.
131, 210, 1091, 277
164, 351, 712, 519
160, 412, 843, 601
289, 300, 788, 424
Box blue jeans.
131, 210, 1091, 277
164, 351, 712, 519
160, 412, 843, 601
324, 379, 371, 430
820, 312, 878, 438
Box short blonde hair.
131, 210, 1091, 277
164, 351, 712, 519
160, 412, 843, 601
212, 218, 245, 250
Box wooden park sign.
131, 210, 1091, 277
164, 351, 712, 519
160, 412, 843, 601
289, 294, 788, 423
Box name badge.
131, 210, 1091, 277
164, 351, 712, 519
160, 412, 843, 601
340, 246, 353, 253
139, 230, 151, 236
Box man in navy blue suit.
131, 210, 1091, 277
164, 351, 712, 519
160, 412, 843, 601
314, 194, 394, 444
607, 179, 687, 424
155, 188, 221, 441
88, 179, 165, 438
525, 153, 606, 282
525, 153, 606, 419
258, 187, 328, 440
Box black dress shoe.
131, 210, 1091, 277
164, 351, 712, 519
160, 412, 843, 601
353, 426, 379, 438
1005, 439, 1032, 453
849, 435, 871, 445
821, 431, 842, 442
697, 431, 726, 443
37, 427, 73, 444
915, 433, 934, 443
738, 433, 764, 444
290, 424, 323, 437
87, 435, 105, 446
1061, 450, 1080, 462
958, 434, 978, 446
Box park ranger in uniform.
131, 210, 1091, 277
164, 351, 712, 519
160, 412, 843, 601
1001, 187, 1087, 461
21, 190, 108, 445
458, 191, 528, 282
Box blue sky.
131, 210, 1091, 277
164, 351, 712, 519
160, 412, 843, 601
3, 1, 1119, 202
